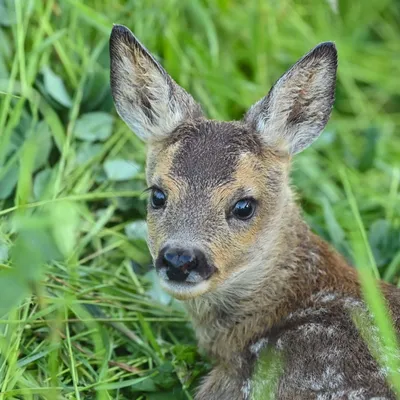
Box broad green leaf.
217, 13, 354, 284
0, 273, 28, 318
42, 66, 72, 108
11, 228, 59, 281
0, 28, 11, 59
125, 220, 148, 241
0, 219, 60, 318
0, 239, 8, 262
49, 202, 80, 257
32, 121, 52, 171
33, 168, 53, 200
1, 215, 62, 315
11, 232, 46, 282
0, 0, 16, 26
0, 53, 8, 79
74, 112, 114, 142
10, 108, 33, 151
103, 158, 141, 181
75, 142, 103, 165
0, 165, 19, 199
82, 69, 110, 110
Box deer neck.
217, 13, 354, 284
185, 203, 359, 364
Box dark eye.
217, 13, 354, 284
150, 189, 167, 209
232, 198, 256, 220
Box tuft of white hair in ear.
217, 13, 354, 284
244, 42, 338, 155
109, 24, 203, 142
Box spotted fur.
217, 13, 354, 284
109, 25, 400, 399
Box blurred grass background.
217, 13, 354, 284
0, 0, 399, 398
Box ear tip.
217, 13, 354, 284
316, 41, 337, 52
110, 23, 139, 47
111, 24, 130, 37
313, 41, 338, 61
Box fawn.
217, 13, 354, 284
109, 24, 400, 399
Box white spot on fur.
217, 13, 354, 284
322, 366, 344, 389
348, 389, 368, 399
241, 379, 251, 400
370, 398, 391, 400
287, 307, 327, 321
319, 292, 337, 302
298, 322, 321, 335
250, 338, 268, 355
317, 389, 370, 400
326, 325, 338, 336
342, 296, 364, 310
326, 346, 342, 361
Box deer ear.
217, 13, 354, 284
109, 25, 203, 142
244, 42, 337, 155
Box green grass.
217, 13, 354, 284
0, 0, 399, 398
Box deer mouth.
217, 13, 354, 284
157, 267, 214, 299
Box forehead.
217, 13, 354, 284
151, 120, 263, 187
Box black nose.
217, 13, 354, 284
156, 247, 213, 282
162, 248, 197, 282
164, 248, 196, 270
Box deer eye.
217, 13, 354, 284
150, 189, 167, 209
232, 198, 256, 220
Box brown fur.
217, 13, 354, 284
109, 25, 400, 399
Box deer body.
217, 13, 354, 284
109, 25, 400, 399
190, 227, 399, 400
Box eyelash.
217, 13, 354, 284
144, 185, 161, 194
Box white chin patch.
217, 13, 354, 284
158, 276, 211, 299
158, 267, 205, 283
